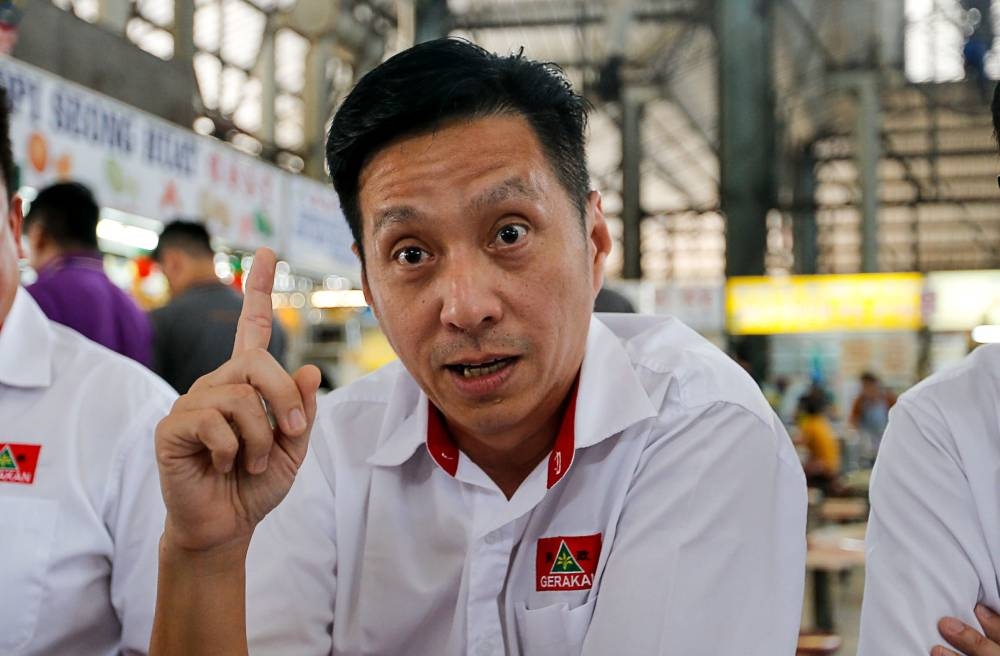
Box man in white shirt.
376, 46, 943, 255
0, 86, 177, 654
857, 344, 1000, 656
858, 82, 1000, 656
150, 38, 807, 655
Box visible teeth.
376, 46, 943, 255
461, 359, 508, 378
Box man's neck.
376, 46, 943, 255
448, 380, 576, 499
174, 269, 221, 296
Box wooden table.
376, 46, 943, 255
797, 633, 843, 655
818, 498, 868, 523
806, 523, 867, 632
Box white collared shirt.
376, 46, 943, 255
246, 314, 807, 655
0, 288, 176, 655
859, 344, 1000, 653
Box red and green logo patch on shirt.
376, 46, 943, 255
0, 443, 41, 485
536, 533, 601, 591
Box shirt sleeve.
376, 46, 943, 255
104, 400, 173, 655
245, 429, 337, 655
857, 400, 992, 654
582, 403, 807, 656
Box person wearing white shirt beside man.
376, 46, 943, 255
0, 86, 177, 654
858, 82, 1000, 656
150, 38, 807, 655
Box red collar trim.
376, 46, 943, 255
424, 377, 580, 489
547, 377, 579, 489
426, 404, 460, 477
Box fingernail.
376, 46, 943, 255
288, 408, 307, 433
253, 455, 269, 474
941, 617, 965, 635
977, 604, 997, 620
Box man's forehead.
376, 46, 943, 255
369, 174, 544, 237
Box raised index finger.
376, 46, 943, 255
233, 247, 278, 356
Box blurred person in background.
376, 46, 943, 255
795, 392, 841, 495
592, 285, 635, 312
24, 181, 153, 366
150, 219, 285, 393
848, 371, 896, 458
0, 87, 176, 654
857, 81, 1000, 656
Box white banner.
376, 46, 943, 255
0, 55, 283, 253
284, 174, 359, 279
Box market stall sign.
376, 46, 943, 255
726, 273, 924, 335
925, 270, 1000, 331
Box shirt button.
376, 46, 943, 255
483, 530, 502, 545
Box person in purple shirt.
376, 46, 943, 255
24, 182, 153, 367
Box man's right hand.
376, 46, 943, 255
154, 247, 321, 553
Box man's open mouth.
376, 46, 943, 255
446, 357, 518, 378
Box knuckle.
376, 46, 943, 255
217, 439, 239, 459
195, 408, 223, 433
234, 383, 259, 402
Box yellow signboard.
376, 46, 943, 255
726, 273, 924, 335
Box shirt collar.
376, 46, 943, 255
36, 251, 104, 275
367, 315, 658, 487
0, 287, 54, 388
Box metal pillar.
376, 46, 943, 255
792, 145, 818, 274
259, 21, 277, 147
622, 91, 643, 280
415, 0, 450, 43
303, 37, 335, 178
857, 72, 881, 273
718, 0, 774, 383
174, 0, 195, 67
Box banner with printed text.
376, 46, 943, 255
0, 55, 282, 253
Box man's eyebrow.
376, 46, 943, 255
469, 177, 541, 212
372, 205, 421, 237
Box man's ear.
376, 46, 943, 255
586, 191, 611, 296
9, 196, 23, 259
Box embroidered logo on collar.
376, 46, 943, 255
0, 443, 41, 485
536, 533, 601, 591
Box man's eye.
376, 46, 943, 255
395, 246, 428, 266
495, 224, 528, 246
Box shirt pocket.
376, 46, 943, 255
0, 497, 58, 652
514, 596, 597, 656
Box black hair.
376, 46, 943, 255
0, 87, 14, 200
153, 219, 214, 262
24, 182, 99, 250
860, 371, 878, 384
326, 37, 591, 260
799, 392, 827, 416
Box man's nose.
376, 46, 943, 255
438, 252, 503, 334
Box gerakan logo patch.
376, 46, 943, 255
535, 533, 601, 592
0, 443, 41, 485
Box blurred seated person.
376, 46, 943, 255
24, 182, 153, 366
849, 371, 896, 458
150, 220, 286, 393
593, 285, 635, 312
796, 392, 841, 494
